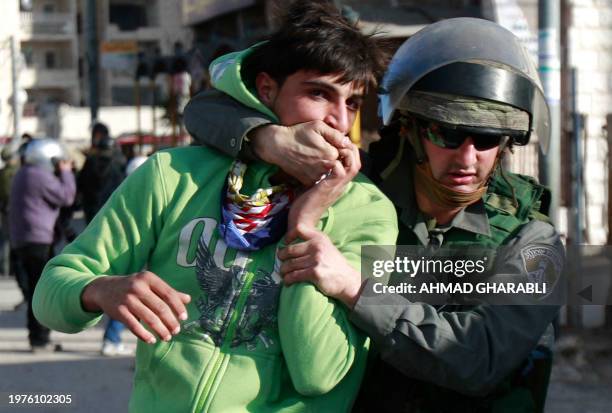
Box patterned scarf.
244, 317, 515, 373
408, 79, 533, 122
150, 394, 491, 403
218, 160, 295, 251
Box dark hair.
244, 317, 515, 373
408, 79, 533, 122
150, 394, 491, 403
242, 1, 389, 92
95, 136, 114, 150
91, 122, 109, 139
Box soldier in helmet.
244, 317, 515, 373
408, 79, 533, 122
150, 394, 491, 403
184, 17, 563, 412
9, 138, 76, 352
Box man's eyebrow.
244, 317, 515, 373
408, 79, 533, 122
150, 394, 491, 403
302, 80, 365, 100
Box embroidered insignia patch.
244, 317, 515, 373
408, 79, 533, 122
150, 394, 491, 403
520, 244, 563, 299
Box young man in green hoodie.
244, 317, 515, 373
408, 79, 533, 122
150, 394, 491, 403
33, 2, 397, 412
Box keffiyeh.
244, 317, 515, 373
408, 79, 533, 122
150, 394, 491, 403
218, 161, 295, 251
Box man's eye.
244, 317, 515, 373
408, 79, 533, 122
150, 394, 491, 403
347, 99, 362, 112
309, 89, 326, 98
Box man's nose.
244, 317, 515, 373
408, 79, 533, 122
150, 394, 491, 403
455, 137, 478, 166
324, 104, 351, 135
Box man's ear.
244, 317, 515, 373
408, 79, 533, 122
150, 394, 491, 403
255, 72, 278, 107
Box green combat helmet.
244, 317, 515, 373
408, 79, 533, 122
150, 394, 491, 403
378, 17, 550, 153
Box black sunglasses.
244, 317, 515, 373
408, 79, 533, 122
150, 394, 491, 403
416, 119, 503, 151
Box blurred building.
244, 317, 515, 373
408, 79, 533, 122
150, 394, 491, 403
183, 0, 483, 134
0, 0, 79, 139
19, 0, 80, 108
78, 0, 192, 106
0, 1, 191, 142
0, 2, 23, 140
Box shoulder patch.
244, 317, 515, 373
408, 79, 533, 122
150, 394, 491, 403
520, 244, 563, 299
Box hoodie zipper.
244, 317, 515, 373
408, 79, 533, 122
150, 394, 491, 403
194, 263, 257, 412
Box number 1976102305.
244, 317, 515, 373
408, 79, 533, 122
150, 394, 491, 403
8, 394, 72, 404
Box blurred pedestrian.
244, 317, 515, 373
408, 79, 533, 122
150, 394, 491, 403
77, 129, 131, 356
9, 138, 75, 352
17, 133, 33, 164
78, 126, 126, 224
0, 145, 28, 310
90, 122, 109, 149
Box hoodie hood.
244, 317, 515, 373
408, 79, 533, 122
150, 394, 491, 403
209, 44, 279, 122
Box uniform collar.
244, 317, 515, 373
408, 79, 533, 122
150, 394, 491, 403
449, 200, 491, 237
400, 198, 491, 245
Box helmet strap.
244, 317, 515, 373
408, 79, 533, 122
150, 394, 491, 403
399, 115, 427, 163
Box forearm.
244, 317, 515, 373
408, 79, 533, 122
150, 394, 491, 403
33, 258, 103, 333
184, 90, 273, 157
349, 220, 564, 395
350, 287, 558, 395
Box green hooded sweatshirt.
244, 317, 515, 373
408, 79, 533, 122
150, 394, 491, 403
33, 45, 398, 412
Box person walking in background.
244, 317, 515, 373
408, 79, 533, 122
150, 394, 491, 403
0, 145, 28, 310
9, 138, 76, 352
78, 123, 126, 224
77, 127, 131, 356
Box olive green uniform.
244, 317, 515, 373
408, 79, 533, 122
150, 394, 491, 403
183, 91, 563, 412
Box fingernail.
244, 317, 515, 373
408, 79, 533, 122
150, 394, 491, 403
179, 312, 188, 321
164, 335, 172, 342
342, 137, 351, 146
172, 326, 180, 335
147, 337, 156, 344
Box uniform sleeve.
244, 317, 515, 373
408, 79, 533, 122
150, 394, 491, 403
33, 154, 167, 333
278, 197, 399, 395
349, 219, 563, 396
184, 90, 274, 157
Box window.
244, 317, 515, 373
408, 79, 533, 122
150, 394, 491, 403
45, 51, 56, 69
20, 0, 33, 12
21, 45, 34, 67
109, 5, 147, 31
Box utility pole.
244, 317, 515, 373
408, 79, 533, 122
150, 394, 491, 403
10, 36, 21, 143
538, 0, 561, 227
86, 0, 99, 123
607, 114, 612, 245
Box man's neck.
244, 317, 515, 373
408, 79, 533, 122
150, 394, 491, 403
415, 188, 463, 225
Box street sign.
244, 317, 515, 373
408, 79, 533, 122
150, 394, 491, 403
100, 41, 138, 75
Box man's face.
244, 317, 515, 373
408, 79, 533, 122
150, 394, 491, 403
256, 70, 364, 135
422, 134, 500, 193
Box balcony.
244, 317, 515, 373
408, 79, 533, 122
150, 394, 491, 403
21, 67, 79, 89
20, 12, 76, 38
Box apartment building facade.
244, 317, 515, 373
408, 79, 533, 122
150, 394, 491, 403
0, 0, 78, 139
19, 0, 80, 108
81, 0, 192, 106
